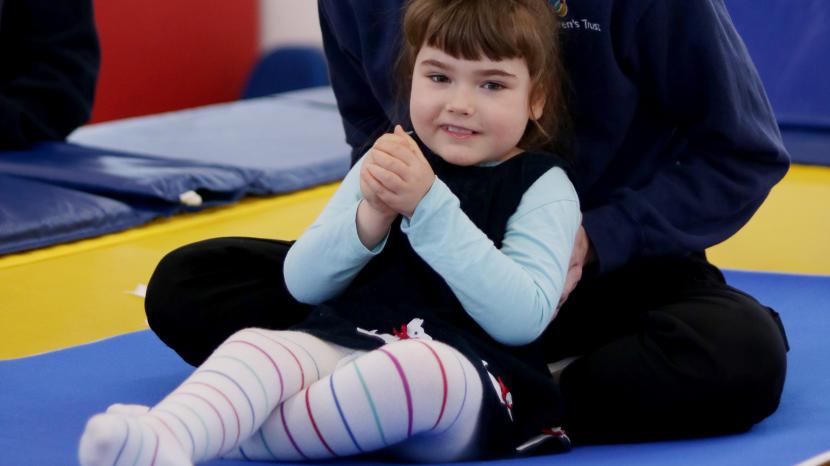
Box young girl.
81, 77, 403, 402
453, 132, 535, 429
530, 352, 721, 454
79, 0, 579, 463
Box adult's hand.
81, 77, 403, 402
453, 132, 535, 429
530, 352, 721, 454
558, 224, 595, 308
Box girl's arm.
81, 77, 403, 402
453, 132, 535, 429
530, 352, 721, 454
284, 157, 393, 304
403, 167, 580, 346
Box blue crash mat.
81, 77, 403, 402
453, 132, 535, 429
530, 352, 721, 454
0, 143, 254, 255
1, 90, 352, 255
1, 270, 828, 466
0, 174, 158, 255
0, 142, 255, 205
69, 89, 352, 195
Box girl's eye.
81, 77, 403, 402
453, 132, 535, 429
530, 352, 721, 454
428, 74, 449, 83
482, 81, 504, 91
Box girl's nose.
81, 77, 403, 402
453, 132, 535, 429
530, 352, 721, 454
445, 89, 474, 116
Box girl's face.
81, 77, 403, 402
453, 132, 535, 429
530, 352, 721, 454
410, 45, 543, 166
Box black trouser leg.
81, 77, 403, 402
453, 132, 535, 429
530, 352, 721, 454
543, 257, 788, 444
144, 237, 311, 366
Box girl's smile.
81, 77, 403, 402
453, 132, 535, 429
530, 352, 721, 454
441, 124, 478, 139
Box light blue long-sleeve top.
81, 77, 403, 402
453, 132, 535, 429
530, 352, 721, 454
284, 155, 581, 346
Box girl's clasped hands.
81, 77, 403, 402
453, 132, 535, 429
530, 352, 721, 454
360, 125, 435, 219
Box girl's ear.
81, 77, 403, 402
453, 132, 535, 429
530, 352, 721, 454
529, 87, 545, 121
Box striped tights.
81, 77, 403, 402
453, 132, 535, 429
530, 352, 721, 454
79, 329, 483, 465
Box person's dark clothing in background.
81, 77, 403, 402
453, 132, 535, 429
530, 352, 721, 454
0, 0, 100, 150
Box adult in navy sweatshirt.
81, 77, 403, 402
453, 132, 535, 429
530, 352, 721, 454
0, 0, 100, 150
311, 0, 790, 442
144, 0, 790, 446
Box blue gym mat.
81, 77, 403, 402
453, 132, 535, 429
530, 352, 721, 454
68, 93, 351, 194
0, 173, 159, 255
0, 141, 255, 255
0, 93, 351, 256
0, 142, 256, 205
2, 270, 828, 465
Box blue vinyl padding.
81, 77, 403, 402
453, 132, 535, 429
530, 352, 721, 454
0, 142, 255, 205
0, 142, 255, 255
68, 93, 351, 194
0, 174, 158, 255
0, 92, 351, 255
1, 270, 828, 466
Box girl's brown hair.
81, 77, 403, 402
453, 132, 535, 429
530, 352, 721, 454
397, 0, 570, 154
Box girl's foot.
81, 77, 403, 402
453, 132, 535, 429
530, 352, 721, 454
78, 413, 191, 466
106, 403, 151, 416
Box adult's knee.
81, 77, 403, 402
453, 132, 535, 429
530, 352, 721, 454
709, 291, 787, 423
145, 237, 306, 366
146, 241, 195, 320
145, 240, 220, 365
654, 289, 788, 428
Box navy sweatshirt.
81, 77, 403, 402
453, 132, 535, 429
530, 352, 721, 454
317, 0, 790, 274
0, 0, 100, 150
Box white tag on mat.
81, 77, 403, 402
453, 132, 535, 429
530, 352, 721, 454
125, 283, 147, 298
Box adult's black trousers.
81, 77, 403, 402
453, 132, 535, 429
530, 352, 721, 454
145, 237, 788, 444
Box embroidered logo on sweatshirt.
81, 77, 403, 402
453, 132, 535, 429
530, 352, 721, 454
554, 1, 603, 32
553, 0, 568, 17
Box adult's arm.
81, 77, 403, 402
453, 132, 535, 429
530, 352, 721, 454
0, 0, 100, 150
582, 0, 789, 273
317, 0, 399, 164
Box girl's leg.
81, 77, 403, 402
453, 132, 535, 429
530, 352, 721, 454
78, 329, 350, 466
228, 339, 485, 463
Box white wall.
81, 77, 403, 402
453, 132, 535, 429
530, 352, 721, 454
259, 0, 323, 51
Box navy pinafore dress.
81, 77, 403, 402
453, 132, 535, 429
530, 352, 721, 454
294, 143, 572, 456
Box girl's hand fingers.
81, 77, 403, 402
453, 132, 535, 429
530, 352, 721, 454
394, 125, 417, 151
362, 170, 392, 206
370, 148, 410, 180
374, 133, 408, 152
362, 170, 382, 195
366, 162, 404, 193
374, 138, 416, 166
395, 125, 423, 158
387, 125, 428, 169
363, 171, 398, 207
